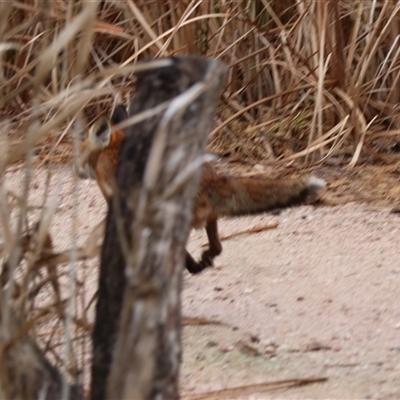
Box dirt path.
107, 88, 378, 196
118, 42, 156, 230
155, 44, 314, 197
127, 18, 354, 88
182, 203, 400, 399
4, 163, 400, 399
182, 162, 400, 399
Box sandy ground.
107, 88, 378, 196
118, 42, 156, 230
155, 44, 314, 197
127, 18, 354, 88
3, 163, 400, 399
183, 204, 400, 399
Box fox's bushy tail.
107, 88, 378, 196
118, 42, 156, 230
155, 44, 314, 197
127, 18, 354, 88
204, 174, 326, 217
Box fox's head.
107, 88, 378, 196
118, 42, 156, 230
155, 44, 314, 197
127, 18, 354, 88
74, 104, 128, 179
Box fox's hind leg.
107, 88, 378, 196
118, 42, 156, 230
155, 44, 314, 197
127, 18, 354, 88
185, 220, 222, 274
185, 251, 204, 274
200, 219, 222, 266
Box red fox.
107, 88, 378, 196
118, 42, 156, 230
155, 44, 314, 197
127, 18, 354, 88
75, 105, 326, 274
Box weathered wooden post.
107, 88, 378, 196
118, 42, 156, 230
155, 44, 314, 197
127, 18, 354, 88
90, 57, 226, 400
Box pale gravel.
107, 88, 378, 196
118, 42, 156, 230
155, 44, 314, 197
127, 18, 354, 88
3, 165, 400, 399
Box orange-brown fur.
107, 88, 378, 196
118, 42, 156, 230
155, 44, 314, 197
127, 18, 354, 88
76, 126, 123, 199
76, 105, 326, 274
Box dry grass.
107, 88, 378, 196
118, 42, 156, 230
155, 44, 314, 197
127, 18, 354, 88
1, 0, 400, 397
3, 1, 400, 166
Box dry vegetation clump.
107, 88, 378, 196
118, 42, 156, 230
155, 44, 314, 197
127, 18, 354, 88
3, 1, 400, 166
1, 0, 400, 397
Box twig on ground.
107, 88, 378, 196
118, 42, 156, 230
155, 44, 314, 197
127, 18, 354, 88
201, 222, 279, 248
184, 377, 328, 400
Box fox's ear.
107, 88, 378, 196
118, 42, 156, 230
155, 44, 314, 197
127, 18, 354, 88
110, 104, 128, 125
89, 117, 112, 149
